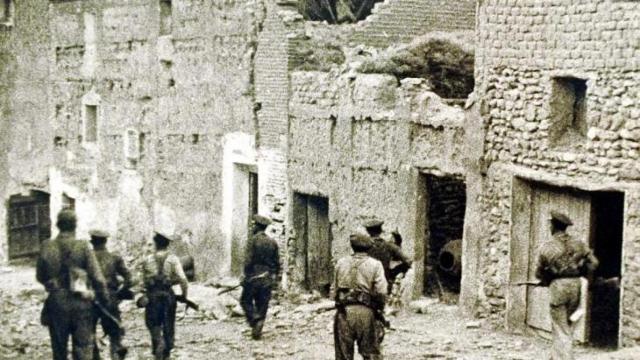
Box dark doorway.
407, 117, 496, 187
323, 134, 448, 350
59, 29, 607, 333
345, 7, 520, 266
589, 191, 623, 348
8, 191, 51, 259
292, 193, 332, 296
422, 175, 466, 301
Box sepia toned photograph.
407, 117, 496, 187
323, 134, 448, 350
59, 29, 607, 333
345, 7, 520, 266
0, 0, 639, 359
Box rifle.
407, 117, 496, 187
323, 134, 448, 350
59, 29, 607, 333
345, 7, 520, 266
176, 295, 199, 311
94, 301, 124, 333
216, 272, 270, 296
317, 305, 393, 330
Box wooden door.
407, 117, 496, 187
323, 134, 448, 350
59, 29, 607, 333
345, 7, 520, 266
8, 192, 51, 259
306, 196, 332, 293
525, 185, 592, 342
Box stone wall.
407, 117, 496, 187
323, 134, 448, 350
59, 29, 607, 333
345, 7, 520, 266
0, 0, 51, 262
350, 0, 476, 47
41, 0, 263, 277
471, 0, 640, 345
288, 69, 466, 295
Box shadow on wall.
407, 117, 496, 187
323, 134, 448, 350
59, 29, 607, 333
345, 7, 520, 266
298, 0, 384, 24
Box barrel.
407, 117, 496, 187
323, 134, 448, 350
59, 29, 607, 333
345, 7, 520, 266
438, 239, 462, 276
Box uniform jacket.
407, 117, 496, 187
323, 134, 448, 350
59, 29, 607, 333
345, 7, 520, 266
535, 232, 599, 285
334, 253, 387, 299
141, 250, 188, 289
36, 231, 109, 301
244, 231, 280, 278
368, 237, 411, 275
94, 249, 132, 293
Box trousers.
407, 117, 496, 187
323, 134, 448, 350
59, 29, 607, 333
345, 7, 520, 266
240, 279, 273, 339
549, 278, 581, 360
145, 289, 177, 360
334, 305, 384, 360
44, 290, 98, 360
93, 300, 126, 360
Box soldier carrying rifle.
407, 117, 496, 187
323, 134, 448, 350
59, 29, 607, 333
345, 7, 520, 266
89, 229, 132, 360
36, 209, 112, 360
333, 233, 388, 360
139, 231, 189, 360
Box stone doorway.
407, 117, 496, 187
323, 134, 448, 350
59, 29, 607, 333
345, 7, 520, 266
509, 179, 623, 348
292, 193, 332, 296
7, 190, 51, 259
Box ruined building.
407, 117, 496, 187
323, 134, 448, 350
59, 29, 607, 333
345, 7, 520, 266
1, 0, 640, 350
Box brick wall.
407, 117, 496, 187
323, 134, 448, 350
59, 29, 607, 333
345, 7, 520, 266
471, 0, 640, 345
350, 0, 476, 47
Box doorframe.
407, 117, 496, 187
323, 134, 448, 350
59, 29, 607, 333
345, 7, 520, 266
506, 174, 626, 348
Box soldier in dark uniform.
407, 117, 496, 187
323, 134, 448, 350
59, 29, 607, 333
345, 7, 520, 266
240, 214, 280, 340
535, 211, 599, 360
89, 230, 132, 360
364, 220, 412, 294
36, 209, 112, 360
140, 231, 189, 360
334, 233, 387, 360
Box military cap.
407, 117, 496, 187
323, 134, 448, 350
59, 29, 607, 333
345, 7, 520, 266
363, 219, 384, 229
252, 214, 272, 226
549, 211, 573, 227
89, 229, 110, 239
350, 233, 373, 251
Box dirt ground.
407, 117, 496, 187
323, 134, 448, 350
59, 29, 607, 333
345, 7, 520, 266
1, 266, 637, 360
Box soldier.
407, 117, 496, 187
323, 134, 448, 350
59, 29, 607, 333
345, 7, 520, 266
364, 220, 412, 294
240, 214, 280, 340
89, 229, 132, 360
334, 233, 387, 360
36, 209, 112, 360
140, 232, 189, 360
535, 211, 599, 360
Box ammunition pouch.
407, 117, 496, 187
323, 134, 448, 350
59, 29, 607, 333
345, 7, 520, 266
336, 289, 375, 309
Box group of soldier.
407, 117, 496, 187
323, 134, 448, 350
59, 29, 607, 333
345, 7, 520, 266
36, 209, 189, 360
35, 205, 606, 360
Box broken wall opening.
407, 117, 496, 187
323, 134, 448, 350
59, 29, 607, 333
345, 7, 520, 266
230, 164, 258, 276
292, 192, 332, 296
421, 174, 466, 301
298, 0, 384, 24
7, 190, 51, 260
549, 77, 587, 148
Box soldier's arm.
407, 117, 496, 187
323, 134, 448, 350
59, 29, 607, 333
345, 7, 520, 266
84, 244, 111, 304
372, 261, 388, 308
170, 255, 189, 298
389, 243, 412, 267
35, 246, 50, 286
243, 240, 255, 277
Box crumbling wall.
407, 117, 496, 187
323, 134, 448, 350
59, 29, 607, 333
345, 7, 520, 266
45, 0, 262, 277
0, 0, 51, 262
288, 69, 466, 294
472, 0, 640, 344
350, 0, 476, 47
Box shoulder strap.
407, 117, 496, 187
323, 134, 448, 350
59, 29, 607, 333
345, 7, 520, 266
155, 252, 170, 276
347, 257, 368, 289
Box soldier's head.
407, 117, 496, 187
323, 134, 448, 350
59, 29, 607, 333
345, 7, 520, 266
549, 211, 572, 234
363, 219, 384, 237
56, 209, 77, 232
89, 229, 109, 249
252, 214, 272, 233
153, 232, 173, 250
350, 233, 373, 253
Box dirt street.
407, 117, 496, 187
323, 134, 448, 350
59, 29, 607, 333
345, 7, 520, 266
0, 266, 636, 360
